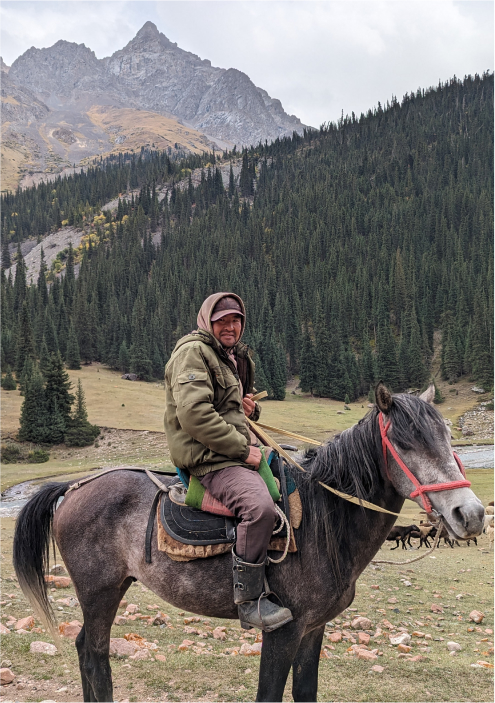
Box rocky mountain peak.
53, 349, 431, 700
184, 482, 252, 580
1, 56, 10, 73
6, 21, 306, 153
136, 20, 160, 38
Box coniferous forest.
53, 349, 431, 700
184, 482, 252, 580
1, 74, 493, 428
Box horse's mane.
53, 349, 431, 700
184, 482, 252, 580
289, 394, 446, 580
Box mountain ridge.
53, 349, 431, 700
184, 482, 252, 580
2, 22, 306, 189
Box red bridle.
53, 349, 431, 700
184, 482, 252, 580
379, 414, 471, 513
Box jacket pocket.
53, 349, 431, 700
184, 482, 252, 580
177, 370, 209, 407
215, 368, 238, 389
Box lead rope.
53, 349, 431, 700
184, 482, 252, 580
370, 518, 444, 565
266, 504, 291, 564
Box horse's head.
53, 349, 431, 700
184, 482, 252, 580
375, 382, 485, 540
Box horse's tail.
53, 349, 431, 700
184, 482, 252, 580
13, 481, 71, 641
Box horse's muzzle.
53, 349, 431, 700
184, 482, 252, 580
441, 491, 485, 539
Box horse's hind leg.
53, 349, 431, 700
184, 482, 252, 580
76, 577, 134, 702
291, 624, 325, 702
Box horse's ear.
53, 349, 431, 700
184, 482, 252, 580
419, 384, 435, 405
375, 381, 393, 413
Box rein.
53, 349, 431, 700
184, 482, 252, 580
379, 414, 471, 513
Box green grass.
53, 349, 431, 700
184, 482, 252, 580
1, 509, 493, 702
1, 364, 493, 701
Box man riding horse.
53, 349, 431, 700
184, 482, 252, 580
164, 292, 293, 631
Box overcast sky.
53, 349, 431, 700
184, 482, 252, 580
1, 1, 493, 128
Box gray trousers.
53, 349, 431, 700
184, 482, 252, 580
200, 465, 277, 564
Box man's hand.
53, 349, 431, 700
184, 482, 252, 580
246, 446, 262, 469
242, 393, 256, 418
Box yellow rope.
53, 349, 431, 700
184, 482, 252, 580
247, 417, 403, 518
254, 421, 322, 446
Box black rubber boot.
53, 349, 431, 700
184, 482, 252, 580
232, 550, 293, 632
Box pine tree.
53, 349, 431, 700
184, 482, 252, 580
151, 343, 164, 380
1, 237, 11, 270
469, 295, 493, 388
47, 399, 67, 444
64, 378, 100, 446
15, 300, 36, 377
44, 351, 74, 429
18, 365, 50, 443
1, 366, 17, 390
118, 341, 131, 374
299, 328, 317, 394
66, 322, 81, 369
377, 322, 402, 391
39, 337, 51, 376
130, 290, 153, 381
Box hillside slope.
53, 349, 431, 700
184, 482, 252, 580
1, 74, 493, 401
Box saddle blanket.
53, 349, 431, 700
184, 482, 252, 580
156, 488, 302, 562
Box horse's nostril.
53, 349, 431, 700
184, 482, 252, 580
452, 502, 485, 533
452, 506, 468, 528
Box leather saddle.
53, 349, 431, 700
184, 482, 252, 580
159, 455, 292, 547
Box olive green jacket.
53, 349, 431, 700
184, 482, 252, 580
164, 330, 260, 477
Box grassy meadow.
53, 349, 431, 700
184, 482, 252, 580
0, 482, 493, 703
2, 363, 492, 493
1, 364, 493, 701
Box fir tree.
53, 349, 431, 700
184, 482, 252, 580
1, 237, 11, 270
15, 300, 36, 377
44, 351, 74, 429
18, 365, 50, 444
64, 378, 100, 446
1, 366, 17, 390
299, 328, 317, 395
66, 322, 81, 369
118, 340, 130, 374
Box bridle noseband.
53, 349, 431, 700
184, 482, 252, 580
379, 414, 471, 513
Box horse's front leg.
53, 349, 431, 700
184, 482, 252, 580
256, 620, 306, 702
292, 624, 325, 702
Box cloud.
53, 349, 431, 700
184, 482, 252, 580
1, 0, 493, 127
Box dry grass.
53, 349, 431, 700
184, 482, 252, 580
1, 363, 493, 701
0, 470, 493, 702
1, 141, 28, 192
87, 106, 213, 156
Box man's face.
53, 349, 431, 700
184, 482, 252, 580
212, 313, 243, 348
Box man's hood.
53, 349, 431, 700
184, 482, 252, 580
196, 292, 246, 343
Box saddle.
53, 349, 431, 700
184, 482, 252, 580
156, 455, 302, 562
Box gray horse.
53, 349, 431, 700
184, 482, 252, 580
13, 383, 484, 702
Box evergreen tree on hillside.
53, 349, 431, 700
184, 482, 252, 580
469, 293, 493, 388
18, 365, 50, 444
1, 366, 17, 390
130, 290, 153, 381
377, 322, 402, 391
118, 341, 131, 374
15, 300, 36, 377
44, 351, 74, 429
66, 322, 81, 370
1, 237, 11, 270
64, 378, 100, 447
299, 328, 317, 395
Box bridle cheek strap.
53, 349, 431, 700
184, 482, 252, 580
379, 414, 471, 513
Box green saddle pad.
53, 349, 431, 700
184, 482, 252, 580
185, 449, 281, 510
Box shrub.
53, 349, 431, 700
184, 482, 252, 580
27, 448, 50, 463
64, 423, 100, 447
433, 383, 444, 404
1, 368, 17, 390
1, 443, 22, 463
485, 401, 494, 411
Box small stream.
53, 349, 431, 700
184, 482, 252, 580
1, 446, 493, 518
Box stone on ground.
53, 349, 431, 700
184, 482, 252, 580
0, 668, 15, 685
30, 641, 57, 655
